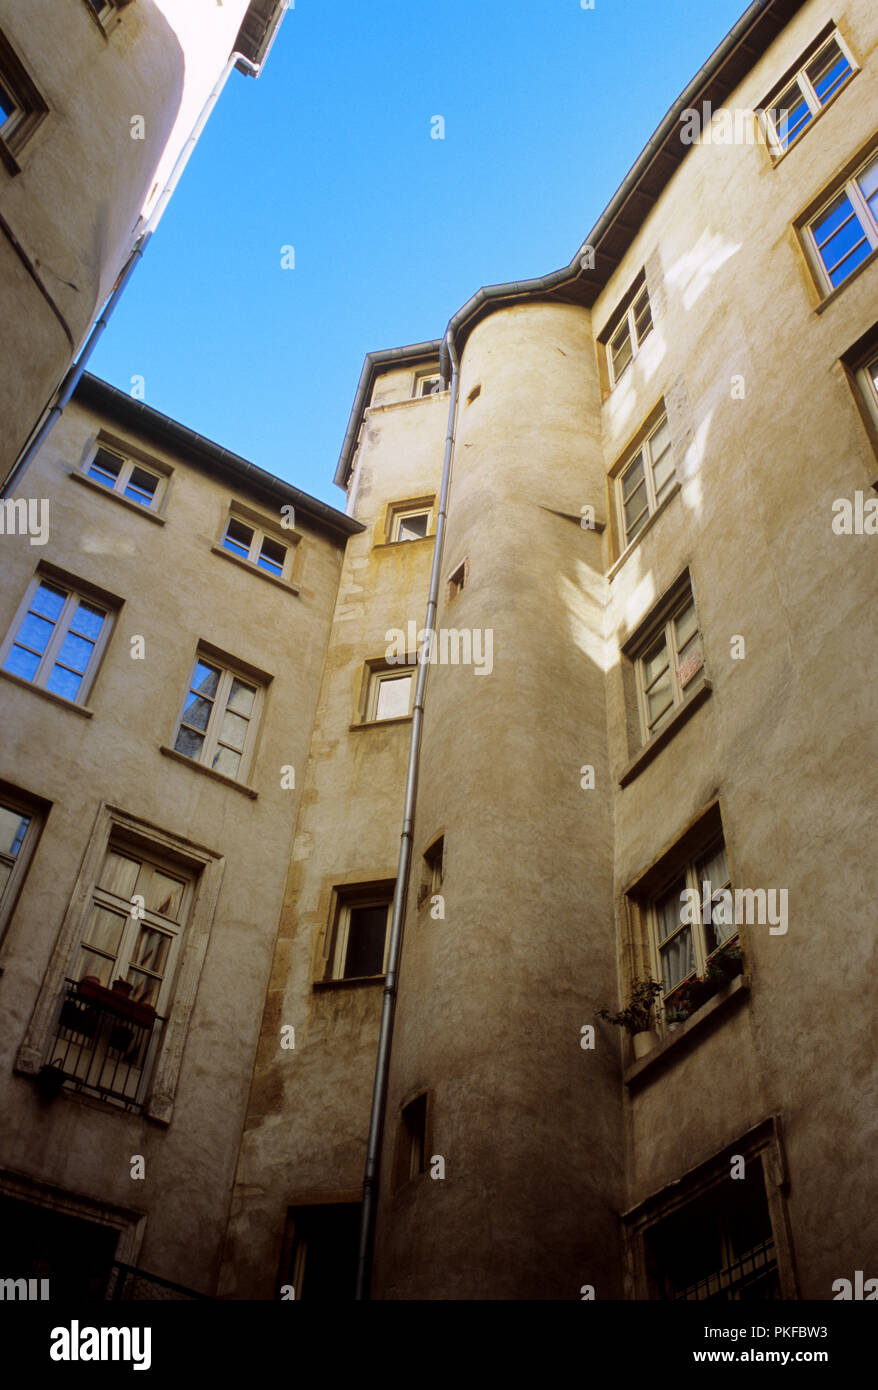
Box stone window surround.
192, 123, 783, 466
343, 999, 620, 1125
15, 802, 225, 1126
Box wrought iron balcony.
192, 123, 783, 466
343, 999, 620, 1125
42, 978, 165, 1110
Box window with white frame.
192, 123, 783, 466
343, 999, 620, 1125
0, 575, 113, 704
390, 506, 431, 543
413, 369, 443, 398
633, 583, 704, 740
328, 887, 392, 980
85, 444, 165, 511
804, 149, 878, 293
763, 31, 855, 153
616, 413, 676, 547
0, 790, 43, 945
604, 277, 653, 387
651, 838, 737, 1014
221, 515, 289, 580
366, 666, 414, 722
47, 840, 193, 1109
172, 651, 264, 781
73, 845, 190, 1009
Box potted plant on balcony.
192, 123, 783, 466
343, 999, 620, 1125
36, 1060, 67, 1099
598, 977, 663, 1059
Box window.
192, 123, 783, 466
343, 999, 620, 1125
328, 886, 392, 980
0, 788, 44, 945
413, 369, 443, 398
85, 445, 164, 510
624, 1119, 796, 1299
0, 30, 47, 167
0, 575, 113, 704
366, 666, 414, 722
446, 559, 467, 602
616, 413, 676, 548
393, 1092, 429, 1190
280, 1202, 360, 1301
651, 837, 738, 1019
804, 150, 878, 293
221, 515, 289, 580
423, 836, 444, 899
172, 652, 264, 782
47, 842, 192, 1108
603, 277, 653, 387
634, 584, 704, 740
763, 32, 855, 153
390, 508, 431, 543
644, 1169, 780, 1300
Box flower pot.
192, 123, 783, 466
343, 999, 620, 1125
632, 1029, 658, 1059
667, 1020, 681, 1033
112, 979, 133, 997
36, 1063, 66, 1099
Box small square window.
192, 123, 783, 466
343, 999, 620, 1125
0, 574, 114, 705
390, 508, 431, 543
762, 31, 855, 154
220, 513, 291, 582
412, 369, 443, 398
327, 887, 393, 980
803, 148, 878, 294
85, 445, 164, 510
172, 650, 265, 783
366, 667, 414, 722
394, 1092, 429, 1190
602, 277, 653, 388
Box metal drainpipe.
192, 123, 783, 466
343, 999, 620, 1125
355, 328, 460, 1301
1, 49, 254, 498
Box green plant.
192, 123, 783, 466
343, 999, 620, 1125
598, 977, 663, 1035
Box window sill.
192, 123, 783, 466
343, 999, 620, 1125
69, 469, 166, 524
350, 716, 413, 731
210, 544, 299, 594
371, 537, 435, 553
159, 745, 258, 798
608, 481, 681, 580
624, 974, 751, 1088
619, 678, 711, 787
313, 974, 386, 992
0, 669, 94, 717
814, 246, 878, 314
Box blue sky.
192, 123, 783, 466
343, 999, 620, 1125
89, 0, 749, 508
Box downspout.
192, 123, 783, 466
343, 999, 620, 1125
1, 49, 254, 498
355, 328, 461, 1300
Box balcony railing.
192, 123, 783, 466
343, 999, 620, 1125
107, 1262, 210, 1301
43, 978, 165, 1110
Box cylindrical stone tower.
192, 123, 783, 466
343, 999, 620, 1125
372, 301, 624, 1299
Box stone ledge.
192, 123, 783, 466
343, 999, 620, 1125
624, 974, 751, 1089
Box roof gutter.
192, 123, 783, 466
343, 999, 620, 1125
439, 0, 779, 377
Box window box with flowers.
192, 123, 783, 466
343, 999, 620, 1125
663, 941, 744, 1027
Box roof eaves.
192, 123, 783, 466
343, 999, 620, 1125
75, 375, 363, 539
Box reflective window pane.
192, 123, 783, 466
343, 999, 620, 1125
30, 584, 66, 622
56, 631, 95, 675
660, 927, 694, 993
191, 662, 220, 699
69, 602, 105, 642
124, 467, 159, 506
219, 708, 249, 752
806, 41, 852, 106
99, 850, 140, 899
3, 646, 40, 681
375, 674, 412, 720
258, 537, 286, 575
211, 744, 241, 779
82, 904, 126, 956
131, 926, 172, 976
227, 678, 256, 716
146, 871, 185, 920
16, 612, 55, 654
174, 726, 204, 759
182, 693, 213, 732
223, 519, 253, 560
46, 665, 82, 700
